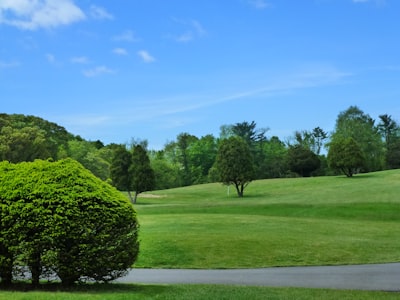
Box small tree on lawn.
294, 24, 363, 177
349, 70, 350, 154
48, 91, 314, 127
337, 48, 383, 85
130, 144, 155, 204
327, 137, 365, 177
110, 145, 134, 200
111, 144, 155, 204
215, 136, 255, 197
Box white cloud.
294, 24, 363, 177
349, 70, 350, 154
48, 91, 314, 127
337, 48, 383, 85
113, 48, 128, 56
137, 50, 155, 63
113, 30, 139, 42
70, 56, 89, 64
248, 0, 271, 9
0, 0, 86, 30
83, 66, 115, 77
89, 5, 113, 20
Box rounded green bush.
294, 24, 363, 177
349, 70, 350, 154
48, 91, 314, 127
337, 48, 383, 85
0, 159, 139, 286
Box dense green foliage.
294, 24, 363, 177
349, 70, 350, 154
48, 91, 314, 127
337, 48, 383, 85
287, 145, 321, 177
1, 105, 399, 190
0, 159, 139, 286
0, 114, 73, 163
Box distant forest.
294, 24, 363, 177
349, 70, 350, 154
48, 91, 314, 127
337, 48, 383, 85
1, 106, 399, 190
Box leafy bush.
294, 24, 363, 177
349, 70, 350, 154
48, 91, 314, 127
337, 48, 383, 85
0, 159, 139, 286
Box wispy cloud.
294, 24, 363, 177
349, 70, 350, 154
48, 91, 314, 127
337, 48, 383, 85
113, 48, 128, 56
248, 0, 271, 9
83, 66, 115, 77
113, 30, 140, 42
60, 114, 111, 127
0, 0, 86, 30
105, 64, 352, 125
175, 32, 193, 43
60, 64, 352, 135
0, 60, 20, 68
352, 0, 387, 5
89, 5, 113, 20
191, 20, 207, 37
169, 19, 207, 43
46, 53, 56, 64
137, 50, 155, 63
70, 56, 90, 64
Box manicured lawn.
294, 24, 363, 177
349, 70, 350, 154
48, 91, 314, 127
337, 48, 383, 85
0, 284, 399, 300
2, 170, 399, 299
134, 170, 400, 268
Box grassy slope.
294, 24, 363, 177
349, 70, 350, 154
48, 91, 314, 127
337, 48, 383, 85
134, 170, 400, 268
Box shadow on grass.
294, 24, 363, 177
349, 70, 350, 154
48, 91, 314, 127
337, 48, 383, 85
336, 173, 377, 179
0, 282, 168, 296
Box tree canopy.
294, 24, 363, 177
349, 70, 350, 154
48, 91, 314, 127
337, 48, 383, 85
1, 107, 399, 190
327, 137, 365, 177
287, 145, 321, 177
330, 106, 385, 172
215, 136, 255, 197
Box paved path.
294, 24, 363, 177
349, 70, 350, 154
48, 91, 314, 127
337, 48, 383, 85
116, 263, 400, 291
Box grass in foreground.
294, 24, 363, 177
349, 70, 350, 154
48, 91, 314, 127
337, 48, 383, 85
0, 284, 399, 300
134, 170, 400, 268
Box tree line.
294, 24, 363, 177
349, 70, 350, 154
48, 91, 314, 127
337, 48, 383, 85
1, 106, 399, 197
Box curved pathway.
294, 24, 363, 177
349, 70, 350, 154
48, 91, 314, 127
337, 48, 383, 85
116, 263, 400, 291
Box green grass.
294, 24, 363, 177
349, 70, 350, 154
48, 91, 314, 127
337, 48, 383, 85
2, 171, 400, 298
1, 284, 399, 300
134, 170, 400, 268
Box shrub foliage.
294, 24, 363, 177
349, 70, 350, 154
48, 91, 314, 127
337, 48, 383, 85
0, 159, 139, 286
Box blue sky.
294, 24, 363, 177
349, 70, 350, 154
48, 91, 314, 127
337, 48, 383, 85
1, 0, 400, 149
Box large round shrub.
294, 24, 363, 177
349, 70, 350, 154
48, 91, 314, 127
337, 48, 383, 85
0, 158, 139, 286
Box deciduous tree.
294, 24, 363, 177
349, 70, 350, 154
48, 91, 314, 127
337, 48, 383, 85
215, 137, 255, 197
327, 137, 365, 177
330, 106, 384, 172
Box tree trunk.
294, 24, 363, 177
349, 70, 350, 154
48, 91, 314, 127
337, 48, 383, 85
30, 251, 41, 287
234, 183, 244, 197
0, 258, 13, 286
127, 190, 138, 204
127, 191, 134, 203
0, 245, 13, 286
59, 272, 79, 287
133, 191, 139, 204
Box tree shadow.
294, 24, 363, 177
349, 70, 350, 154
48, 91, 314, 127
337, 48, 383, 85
0, 282, 168, 296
